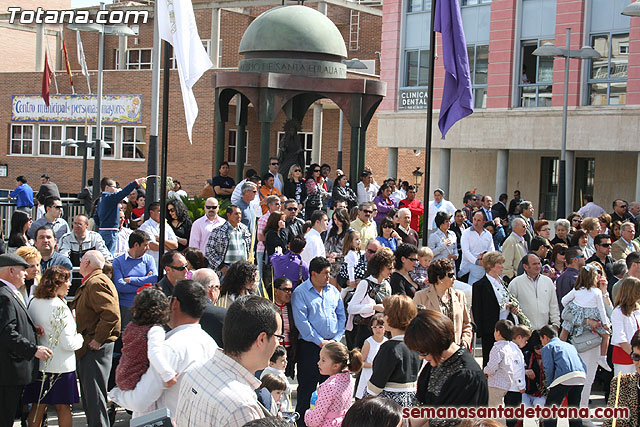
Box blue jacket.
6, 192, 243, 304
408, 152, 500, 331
541, 337, 586, 387
94, 181, 139, 229
10, 183, 34, 208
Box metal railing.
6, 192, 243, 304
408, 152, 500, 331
0, 197, 88, 239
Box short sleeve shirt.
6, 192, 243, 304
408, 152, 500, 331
211, 175, 235, 199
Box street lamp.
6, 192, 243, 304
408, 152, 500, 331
68, 4, 136, 199
62, 138, 110, 190
412, 167, 424, 192
622, 1, 640, 16
533, 28, 600, 219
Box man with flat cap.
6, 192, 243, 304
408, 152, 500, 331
0, 253, 52, 427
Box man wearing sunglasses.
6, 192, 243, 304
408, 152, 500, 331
269, 157, 284, 192
586, 234, 616, 292
351, 202, 378, 246
611, 199, 636, 227
157, 250, 189, 297
27, 196, 69, 241
189, 197, 225, 253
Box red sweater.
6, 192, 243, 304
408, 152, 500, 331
399, 198, 424, 232
115, 323, 152, 391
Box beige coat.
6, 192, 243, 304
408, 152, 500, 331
611, 238, 640, 261
501, 232, 527, 279
413, 285, 473, 350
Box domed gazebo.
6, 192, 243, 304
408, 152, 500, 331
212, 5, 386, 185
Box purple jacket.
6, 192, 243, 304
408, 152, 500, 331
374, 195, 396, 224
270, 251, 310, 288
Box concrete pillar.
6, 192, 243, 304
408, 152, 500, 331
439, 148, 451, 197
349, 126, 361, 186
387, 147, 398, 179
235, 95, 248, 184
358, 129, 366, 174
35, 23, 44, 71
210, 7, 221, 68
312, 103, 323, 164
318, 1, 328, 15
496, 149, 509, 198
636, 153, 640, 203
260, 122, 271, 176
118, 36, 127, 70
566, 150, 575, 214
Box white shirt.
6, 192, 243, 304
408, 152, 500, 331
108, 323, 218, 420
301, 228, 325, 266
484, 340, 526, 392
272, 172, 284, 192
168, 189, 188, 199
611, 307, 640, 347
357, 181, 379, 204
231, 179, 262, 214
346, 275, 391, 331
390, 189, 406, 205
487, 274, 510, 320
427, 199, 456, 230
509, 273, 560, 329
561, 287, 610, 327
138, 217, 178, 266
460, 227, 495, 266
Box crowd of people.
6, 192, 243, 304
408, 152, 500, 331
3, 165, 640, 427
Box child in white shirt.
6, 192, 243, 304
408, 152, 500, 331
260, 345, 291, 411
560, 263, 611, 371
484, 319, 526, 427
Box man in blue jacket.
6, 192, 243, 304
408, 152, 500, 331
9, 176, 34, 212
94, 177, 146, 255
539, 325, 586, 427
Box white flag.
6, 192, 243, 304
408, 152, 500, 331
157, 0, 212, 143
76, 30, 89, 77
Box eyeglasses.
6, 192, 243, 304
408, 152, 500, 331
367, 249, 377, 255
417, 351, 430, 357
277, 287, 293, 293
372, 325, 385, 329
271, 332, 286, 342
575, 254, 585, 258
51, 205, 63, 210
167, 264, 188, 271
408, 257, 420, 263
361, 210, 373, 215
286, 207, 297, 212
447, 272, 455, 278
600, 243, 612, 248
205, 205, 219, 210
631, 352, 640, 362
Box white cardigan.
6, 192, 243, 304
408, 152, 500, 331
611, 307, 640, 347
28, 297, 83, 373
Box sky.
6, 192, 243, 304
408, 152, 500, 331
70, 0, 114, 8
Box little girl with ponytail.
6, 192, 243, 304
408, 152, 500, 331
304, 341, 363, 427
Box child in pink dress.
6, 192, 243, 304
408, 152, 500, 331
304, 342, 363, 427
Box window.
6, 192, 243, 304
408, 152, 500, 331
519, 40, 554, 107
172, 40, 214, 69
539, 157, 559, 219
408, 0, 431, 13
10, 124, 33, 155
588, 33, 628, 105
122, 127, 146, 159
64, 125, 88, 157
228, 130, 249, 165
573, 158, 595, 211
277, 131, 313, 168
39, 125, 63, 156
404, 50, 430, 87
86, 126, 115, 159
461, 0, 491, 5
467, 44, 488, 108
127, 49, 152, 70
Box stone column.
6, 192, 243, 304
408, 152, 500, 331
358, 129, 366, 176
312, 103, 323, 164
318, 1, 328, 15
566, 150, 575, 215
496, 149, 509, 198
260, 122, 271, 176
439, 148, 451, 197
210, 7, 221, 68
387, 147, 398, 179
35, 23, 44, 71
235, 95, 248, 184
350, 126, 361, 186
118, 36, 127, 69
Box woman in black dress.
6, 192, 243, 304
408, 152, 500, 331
167, 198, 192, 252
331, 174, 357, 211
283, 164, 307, 208
389, 243, 420, 297
405, 309, 488, 427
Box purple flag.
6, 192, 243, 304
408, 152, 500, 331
434, 0, 473, 139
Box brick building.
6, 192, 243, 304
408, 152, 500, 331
0, 0, 396, 197
379, 0, 640, 218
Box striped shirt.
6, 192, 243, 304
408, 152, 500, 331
224, 226, 248, 264
276, 302, 290, 347
256, 212, 271, 253
176, 349, 265, 427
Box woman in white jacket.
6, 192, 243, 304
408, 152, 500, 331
347, 249, 394, 350
22, 265, 83, 427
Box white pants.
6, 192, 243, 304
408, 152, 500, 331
614, 363, 636, 376
459, 262, 485, 286
453, 280, 473, 313
578, 346, 600, 407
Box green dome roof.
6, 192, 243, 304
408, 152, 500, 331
239, 6, 347, 59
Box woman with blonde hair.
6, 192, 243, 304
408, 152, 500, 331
283, 163, 307, 208
611, 277, 640, 375
15, 246, 42, 300
581, 217, 601, 258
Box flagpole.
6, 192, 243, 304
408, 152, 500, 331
45, 32, 59, 94
422, 0, 437, 247
158, 40, 172, 280
146, 1, 161, 214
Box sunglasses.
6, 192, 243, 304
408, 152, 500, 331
205, 205, 219, 210
286, 207, 297, 212
447, 272, 455, 278
167, 264, 188, 271
367, 249, 377, 255
575, 254, 585, 258
620, 205, 628, 209
277, 287, 293, 293
313, 169, 320, 173
383, 224, 394, 229
630, 352, 640, 362
362, 210, 373, 214
168, 208, 176, 213
572, 219, 582, 223
271, 162, 279, 166
599, 243, 612, 248
408, 257, 420, 263
294, 169, 301, 172
51, 205, 63, 210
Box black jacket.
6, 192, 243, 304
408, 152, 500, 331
283, 179, 307, 205
0, 282, 38, 386
331, 185, 357, 210
200, 303, 226, 348
491, 202, 508, 221
472, 275, 516, 337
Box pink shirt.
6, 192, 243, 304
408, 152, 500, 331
189, 214, 226, 252
304, 371, 353, 427
256, 212, 271, 253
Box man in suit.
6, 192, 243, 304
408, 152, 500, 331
502, 218, 528, 281
491, 193, 509, 225
0, 253, 52, 427
519, 200, 535, 246
612, 221, 640, 261
193, 268, 226, 347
